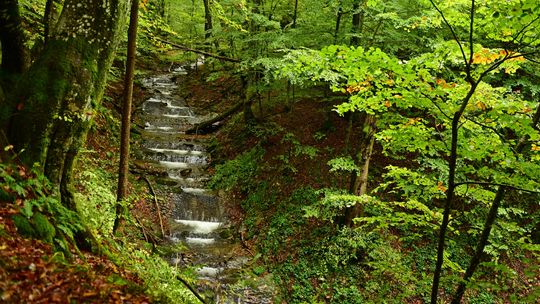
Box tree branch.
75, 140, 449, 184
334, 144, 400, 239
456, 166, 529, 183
185, 100, 244, 134
455, 181, 540, 194
468, 0, 475, 67
513, 15, 540, 46
155, 38, 241, 63
142, 175, 166, 238
429, 0, 468, 68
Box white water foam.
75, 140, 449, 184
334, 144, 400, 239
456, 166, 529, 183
167, 105, 190, 110
163, 114, 193, 118
182, 188, 209, 194
186, 237, 215, 245
159, 161, 190, 169
145, 126, 173, 131
175, 220, 222, 233
197, 266, 222, 277
149, 148, 205, 155
146, 97, 170, 103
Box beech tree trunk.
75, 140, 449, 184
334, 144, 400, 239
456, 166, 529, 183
115, 0, 140, 233
43, 0, 62, 45
8, 0, 128, 209
451, 103, 540, 303
241, 75, 256, 124
344, 114, 375, 227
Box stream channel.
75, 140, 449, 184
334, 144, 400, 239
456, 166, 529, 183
136, 61, 274, 303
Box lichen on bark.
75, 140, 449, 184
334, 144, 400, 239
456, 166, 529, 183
8, 0, 129, 208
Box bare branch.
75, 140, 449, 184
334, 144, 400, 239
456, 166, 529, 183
429, 0, 468, 68
463, 116, 512, 149
468, 0, 475, 67
512, 15, 540, 45
155, 38, 241, 63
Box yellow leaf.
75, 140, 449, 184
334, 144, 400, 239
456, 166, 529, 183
476, 101, 487, 110
437, 181, 447, 192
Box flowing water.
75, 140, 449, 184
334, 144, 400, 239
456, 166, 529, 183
136, 62, 274, 303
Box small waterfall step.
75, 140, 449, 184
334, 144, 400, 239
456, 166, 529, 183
175, 219, 222, 234
143, 140, 208, 151
137, 66, 275, 303
144, 151, 208, 164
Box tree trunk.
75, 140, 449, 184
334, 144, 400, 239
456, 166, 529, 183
242, 76, 256, 124
0, 0, 28, 74
333, 2, 343, 44
431, 80, 481, 304
44, 0, 54, 44
202, 0, 213, 40
8, 0, 128, 208
186, 100, 243, 134
451, 103, 540, 303
114, 0, 140, 233
344, 114, 375, 227
350, 0, 365, 47
451, 187, 505, 303
43, 0, 62, 45
292, 0, 299, 28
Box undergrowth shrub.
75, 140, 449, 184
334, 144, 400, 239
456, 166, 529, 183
115, 242, 199, 304
209, 145, 264, 192
74, 167, 117, 237
0, 163, 82, 253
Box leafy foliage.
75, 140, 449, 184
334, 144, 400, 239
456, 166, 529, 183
209, 145, 264, 192
0, 163, 82, 252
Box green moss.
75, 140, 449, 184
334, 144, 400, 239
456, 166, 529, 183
31, 212, 56, 244
12, 212, 56, 244
12, 214, 35, 237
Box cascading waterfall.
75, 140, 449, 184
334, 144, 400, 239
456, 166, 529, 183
136, 63, 274, 303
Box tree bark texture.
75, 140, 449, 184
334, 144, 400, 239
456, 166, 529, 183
451, 187, 505, 303
202, 0, 213, 40
242, 75, 256, 124
115, 0, 139, 232
8, 0, 128, 208
344, 114, 375, 227
0, 0, 28, 74
43, 0, 61, 45
292, 0, 298, 28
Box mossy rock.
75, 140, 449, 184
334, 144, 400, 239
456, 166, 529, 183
12, 214, 36, 237
12, 212, 56, 244
31, 212, 56, 244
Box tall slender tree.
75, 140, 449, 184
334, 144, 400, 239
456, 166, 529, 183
115, 0, 140, 233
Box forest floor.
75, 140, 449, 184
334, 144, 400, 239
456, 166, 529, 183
0, 74, 158, 303
0, 204, 151, 303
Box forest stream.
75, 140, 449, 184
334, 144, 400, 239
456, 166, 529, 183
135, 61, 274, 303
